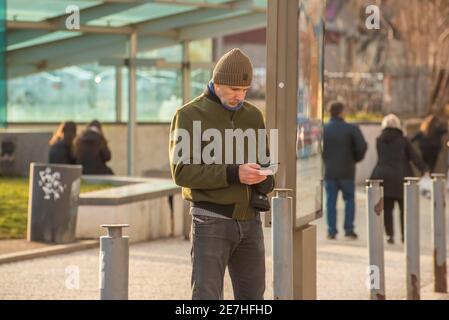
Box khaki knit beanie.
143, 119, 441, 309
213, 48, 253, 87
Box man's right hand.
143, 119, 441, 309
239, 163, 267, 185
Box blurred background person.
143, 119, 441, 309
48, 121, 77, 165
411, 114, 448, 173
371, 114, 428, 244
323, 101, 368, 240
73, 120, 113, 175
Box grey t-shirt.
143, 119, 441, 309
189, 207, 232, 221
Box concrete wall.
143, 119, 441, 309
4, 123, 390, 184
9, 121, 445, 185
8, 123, 171, 176
76, 193, 184, 243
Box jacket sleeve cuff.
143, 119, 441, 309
226, 164, 241, 184
255, 175, 275, 194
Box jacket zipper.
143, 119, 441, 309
245, 185, 251, 219
230, 110, 250, 219
230, 111, 244, 217
230, 108, 236, 128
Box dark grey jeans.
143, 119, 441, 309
190, 213, 266, 300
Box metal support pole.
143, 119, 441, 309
366, 180, 386, 300
404, 177, 420, 300
431, 174, 447, 293
115, 66, 122, 123
182, 40, 191, 104
293, 225, 317, 300
272, 188, 293, 300
127, 32, 137, 176
99, 224, 129, 300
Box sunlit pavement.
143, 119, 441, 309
0, 188, 448, 300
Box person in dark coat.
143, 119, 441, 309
323, 101, 368, 240
411, 114, 448, 173
73, 120, 114, 175
371, 114, 428, 244
48, 121, 77, 164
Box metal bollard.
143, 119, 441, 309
272, 189, 293, 300
404, 178, 420, 300
431, 174, 447, 293
99, 224, 129, 300
366, 180, 386, 300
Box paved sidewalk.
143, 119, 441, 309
0, 240, 51, 255
0, 188, 448, 300
0, 240, 98, 265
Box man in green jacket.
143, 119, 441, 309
169, 48, 275, 300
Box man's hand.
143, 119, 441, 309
239, 163, 267, 185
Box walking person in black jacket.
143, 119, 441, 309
73, 120, 114, 175
411, 114, 448, 173
371, 114, 429, 244
48, 121, 77, 164
323, 101, 368, 240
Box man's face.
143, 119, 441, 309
214, 84, 250, 107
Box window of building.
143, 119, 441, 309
7, 40, 212, 124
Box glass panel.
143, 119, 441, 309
247, 67, 266, 101
121, 67, 182, 123
7, 31, 82, 51
296, 0, 325, 221
86, 0, 235, 27
6, 0, 99, 22
4, 0, 268, 124
189, 39, 213, 99
0, 0, 5, 127
89, 3, 191, 27
139, 44, 182, 63
133, 45, 183, 122
190, 39, 212, 63
190, 39, 212, 99
191, 68, 210, 97
138, 68, 182, 122
7, 64, 116, 122
130, 42, 212, 123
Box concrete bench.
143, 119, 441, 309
76, 175, 185, 243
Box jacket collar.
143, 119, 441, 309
203, 82, 222, 105
203, 81, 244, 111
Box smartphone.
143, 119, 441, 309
258, 163, 279, 176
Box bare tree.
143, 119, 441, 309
330, 0, 449, 116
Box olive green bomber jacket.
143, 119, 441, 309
168, 90, 274, 220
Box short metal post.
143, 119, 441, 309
366, 180, 386, 300
431, 174, 447, 293
99, 224, 129, 300
272, 188, 293, 300
127, 31, 137, 176
404, 177, 420, 300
